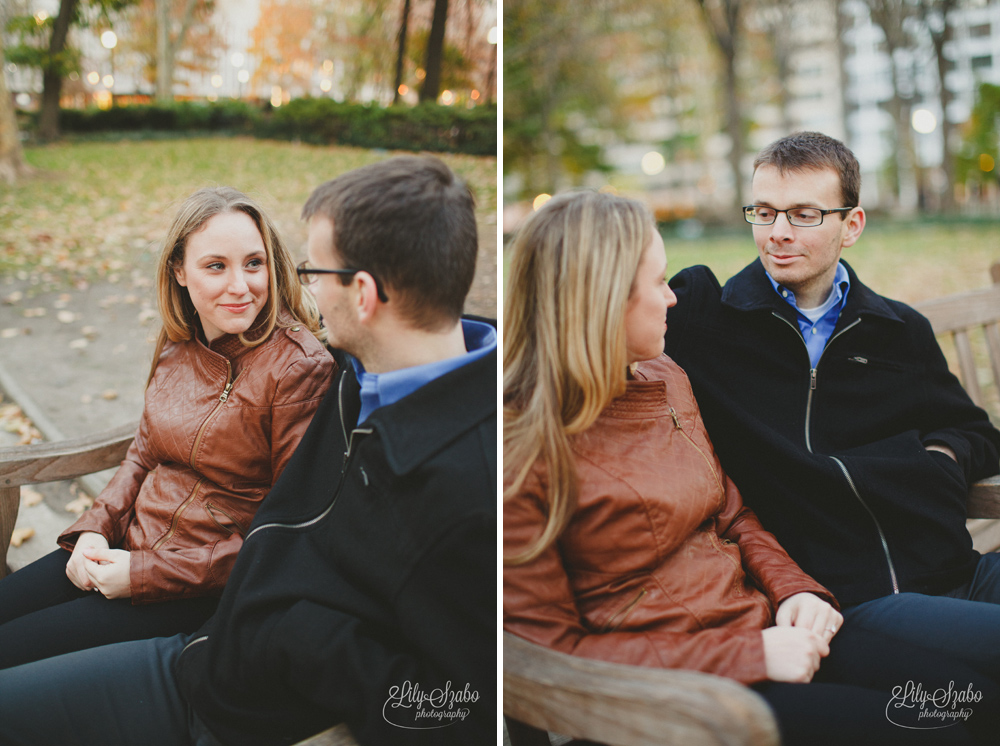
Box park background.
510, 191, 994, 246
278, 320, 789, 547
0, 0, 498, 568
503, 0, 1000, 309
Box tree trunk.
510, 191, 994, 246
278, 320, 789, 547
419, 0, 449, 103
0, 34, 32, 184
38, 0, 79, 141
925, 0, 958, 212
392, 0, 411, 105
696, 0, 747, 209
156, 0, 200, 103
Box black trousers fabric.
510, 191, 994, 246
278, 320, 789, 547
755, 623, 1000, 746
0, 548, 218, 670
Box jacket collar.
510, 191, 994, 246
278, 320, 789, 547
343, 346, 496, 476
721, 258, 904, 326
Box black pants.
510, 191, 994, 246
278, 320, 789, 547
0, 549, 218, 670
754, 624, 1000, 746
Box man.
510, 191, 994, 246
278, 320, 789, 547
664, 131, 1000, 673
0, 156, 496, 746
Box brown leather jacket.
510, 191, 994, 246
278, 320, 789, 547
59, 323, 334, 604
503, 355, 837, 684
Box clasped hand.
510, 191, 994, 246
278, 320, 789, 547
762, 592, 843, 683
65, 531, 132, 599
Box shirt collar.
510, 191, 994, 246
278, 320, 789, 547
350, 319, 497, 424
766, 261, 851, 313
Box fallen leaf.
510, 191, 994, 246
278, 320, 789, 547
0, 328, 19, 338
21, 486, 43, 507
23, 308, 46, 317
69, 338, 89, 350
65, 495, 93, 514
81, 394, 93, 404
57, 310, 77, 323
101, 389, 118, 400
81, 325, 99, 340
10, 527, 35, 547
137, 308, 158, 324
3, 292, 23, 305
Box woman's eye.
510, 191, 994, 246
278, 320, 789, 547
207, 262, 225, 271
246, 258, 265, 269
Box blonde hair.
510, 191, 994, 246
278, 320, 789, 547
503, 191, 653, 564
148, 187, 325, 384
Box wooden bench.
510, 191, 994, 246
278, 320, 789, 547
503, 269, 1000, 746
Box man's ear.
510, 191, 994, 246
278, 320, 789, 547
841, 206, 866, 249
354, 271, 382, 323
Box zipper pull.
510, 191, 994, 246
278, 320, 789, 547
810, 368, 817, 390
669, 407, 682, 429
219, 381, 233, 402
849, 356, 868, 364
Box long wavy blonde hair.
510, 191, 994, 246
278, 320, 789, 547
503, 191, 654, 564
148, 187, 325, 384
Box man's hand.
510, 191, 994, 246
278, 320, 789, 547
65, 532, 109, 592
82, 547, 132, 600
762, 626, 829, 683
774, 592, 843, 643
926, 444, 958, 462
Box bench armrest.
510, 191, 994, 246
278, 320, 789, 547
503, 631, 779, 746
969, 477, 1000, 519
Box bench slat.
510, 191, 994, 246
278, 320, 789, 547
0, 422, 135, 490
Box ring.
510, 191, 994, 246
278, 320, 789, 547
826, 626, 837, 633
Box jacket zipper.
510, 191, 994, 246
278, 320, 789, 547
206, 502, 247, 537
601, 588, 647, 632
246, 374, 372, 541
151, 477, 206, 550
669, 407, 725, 498
771, 312, 899, 594
189, 360, 235, 471
151, 364, 236, 552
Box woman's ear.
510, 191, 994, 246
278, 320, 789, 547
173, 264, 187, 287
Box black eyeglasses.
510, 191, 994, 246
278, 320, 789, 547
296, 261, 389, 303
743, 205, 854, 227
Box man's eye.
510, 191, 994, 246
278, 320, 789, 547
756, 208, 775, 219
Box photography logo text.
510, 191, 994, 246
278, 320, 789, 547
886, 680, 981, 730
382, 680, 480, 729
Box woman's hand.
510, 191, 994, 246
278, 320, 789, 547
774, 592, 843, 643
762, 626, 829, 683
65, 532, 110, 591
82, 547, 132, 600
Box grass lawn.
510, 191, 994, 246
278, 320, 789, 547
661, 220, 1000, 306
0, 138, 498, 316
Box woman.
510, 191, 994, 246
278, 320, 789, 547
0, 187, 335, 669
503, 191, 994, 745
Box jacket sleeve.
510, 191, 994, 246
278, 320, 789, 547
57, 411, 155, 551
270, 350, 336, 485
715, 470, 839, 611
911, 310, 1000, 485
128, 533, 243, 604
262, 515, 494, 746
503, 479, 769, 685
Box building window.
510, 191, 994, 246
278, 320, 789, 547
969, 23, 991, 38
971, 55, 993, 71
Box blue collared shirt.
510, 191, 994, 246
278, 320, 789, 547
351, 319, 497, 425
767, 262, 851, 369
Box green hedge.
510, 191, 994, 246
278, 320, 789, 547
46, 99, 496, 155
255, 99, 497, 156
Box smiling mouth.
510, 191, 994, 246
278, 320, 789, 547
221, 303, 252, 313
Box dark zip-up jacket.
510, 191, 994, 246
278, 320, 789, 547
664, 260, 1000, 607
174, 346, 496, 746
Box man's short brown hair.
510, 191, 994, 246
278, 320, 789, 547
753, 131, 861, 210
302, 155, 478, 330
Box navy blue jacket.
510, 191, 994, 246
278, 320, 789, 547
664, 260, 1000, 607
174, 346, 496, 745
